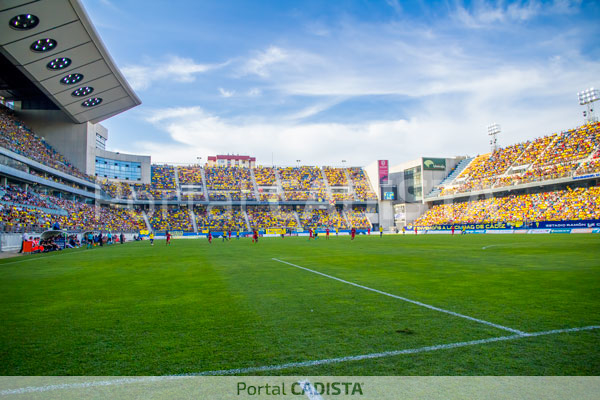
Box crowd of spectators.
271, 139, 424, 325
439, 122, 600, 196
195, 206, 247, 231
0, 187, 145, 232
148, 207, 193, 232
323, 167, 348, 186
254, 167, 278, 186
0, 106, 92, 182
204, 167, 255, 202
205, 167, 254, 191
576, 150, 600, 175
208, 191, 256, 201
100, 179, 133, 199
298, 206, 348, 229
415, 185, 600, 226
247, 206, 297, 229
38, 195, 144, 232
1, 185, 56, 209
133, 184, 178, 201
345, 207, 372, 229
151, 165, 177, 189
278, 166, 329, 201
349, 168, 377, 200
332, 192, 354, 201
247, 206, 298, 229
257, 191, 281, 201
178, 166, 204, 185
29, 170, 89, 191
0, 203, 53, 232
181, 192, 206, 201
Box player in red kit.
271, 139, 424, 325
351, 227, 356, 240
208, 230, 212, 244
166, 231, 171, 245
326, 227, 330, 240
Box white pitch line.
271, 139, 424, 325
1, 325, 597, 396
272, 258, 525, 335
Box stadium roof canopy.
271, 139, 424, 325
0, 0, 141, 124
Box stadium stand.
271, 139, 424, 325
416, 186, 600, 226
0, 186, 144, 233
148, 207, 193, 232
254, 167, 278, 186
349, 168, 378, 200
247, 206, 298, 230
346, 207, 372, 229
279, 166, 329, 201
194, 206, 247, 231
205, 166, 256, 201
0, 106, 92, 182
323, 167, 348, 186
100, 179, 133, 199
437, 122, 600, 196
178, 166, 204, 185
298, 206, 348, 229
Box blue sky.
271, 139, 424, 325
80, 0, 600, 167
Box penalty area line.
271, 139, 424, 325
272, 258, 525, 335
1, 325, 598, 396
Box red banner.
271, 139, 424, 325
378, 160, 389, 184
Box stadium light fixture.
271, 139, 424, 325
9, 14, 39, 30
71, 87, 94, 97
81, 97, 102, 107
487, 123, 501, 152
578, 87, 600, 123
30, 38, 57, 52
60, 73, 84, 85
47, 57, 71, 70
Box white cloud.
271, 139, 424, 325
386, 0, 403, 15
140, 81, 583, 166
454, 0, 581, 28
247, 88, 262, 97
240, 46, 289, 77
122, 56, 224, 90
218, 87, 235, 98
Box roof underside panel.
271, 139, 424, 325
0, 0, 141, 124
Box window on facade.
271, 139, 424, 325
95, 157, 142, 181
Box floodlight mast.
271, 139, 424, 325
487, 123, 501, 152
578, 87, 600, 123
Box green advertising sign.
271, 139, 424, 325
423, 157, 446, 171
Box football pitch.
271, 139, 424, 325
0, 234, 598, 376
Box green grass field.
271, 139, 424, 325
0, 234, 598, 376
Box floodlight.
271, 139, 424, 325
578, 87, 600, 122
487, 123, 501, 152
